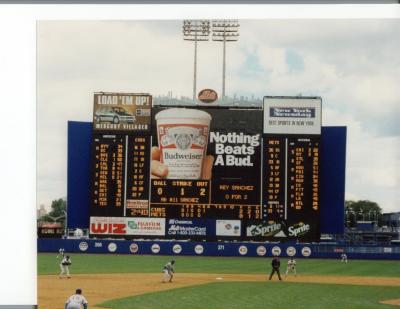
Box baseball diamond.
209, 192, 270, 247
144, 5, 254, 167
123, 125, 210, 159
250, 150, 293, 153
38, 254, 400, 309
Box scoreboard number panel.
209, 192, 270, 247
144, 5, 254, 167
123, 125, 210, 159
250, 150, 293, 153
262, 136, 286, 220
125, 135, 151, 217
91, 135, 126, 217
90, 135, 152, 217
261, 136, 320, 240
89, 93, 322, 241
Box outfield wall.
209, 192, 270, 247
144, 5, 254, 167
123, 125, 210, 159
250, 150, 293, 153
38, 238, 400, 260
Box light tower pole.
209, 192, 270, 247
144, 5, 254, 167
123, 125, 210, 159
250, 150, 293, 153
212, 20, 240, 100
183, 20, 210, 100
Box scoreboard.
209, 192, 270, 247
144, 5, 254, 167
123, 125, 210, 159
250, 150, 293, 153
89, 92, 322, 241
261, 136, 320, 238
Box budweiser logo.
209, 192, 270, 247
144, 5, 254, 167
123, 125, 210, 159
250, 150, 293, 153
198, 89, 218, 103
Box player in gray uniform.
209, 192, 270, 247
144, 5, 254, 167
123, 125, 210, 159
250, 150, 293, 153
341, 253, 348, 263
57, 248, 66, 259
60, 255, 72, 279
65, 288, 88, 309
162, 260, 175, 283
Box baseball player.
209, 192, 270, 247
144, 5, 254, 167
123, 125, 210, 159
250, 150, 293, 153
65, 288, 88, 309
57, 248, 66, 259
341, 253, 348, 264
269, 256, 282, 281
162, 260, 175, 283
285, 257, 297, 277
60, 255, 72, 279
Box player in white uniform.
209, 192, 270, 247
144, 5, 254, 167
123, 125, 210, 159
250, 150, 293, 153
341, 253, 348, 263
285, 257, 297, 277
60, 255, 72, 279
65, 288, 88, 309
162, 260, 175, 283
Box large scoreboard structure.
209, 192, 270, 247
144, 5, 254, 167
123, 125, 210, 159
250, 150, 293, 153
86, 92, 325, 242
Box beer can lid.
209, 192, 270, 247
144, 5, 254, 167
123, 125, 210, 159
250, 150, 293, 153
155, 108, 211, 121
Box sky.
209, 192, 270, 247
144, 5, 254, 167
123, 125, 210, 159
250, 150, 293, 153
37, 19, 400, 213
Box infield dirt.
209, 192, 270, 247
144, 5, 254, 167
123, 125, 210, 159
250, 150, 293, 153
38, 273, 400, 309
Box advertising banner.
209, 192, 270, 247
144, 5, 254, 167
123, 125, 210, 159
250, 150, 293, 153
216, 220, 241, 236
166, 219, 215, 238
90, 217, 127, 236
125, 218, 165, 236
263, 97, 321, 135
150, 107, 263, 221
93, 92, 152, 133
90, 217, 165, 236
245, 220, 285, 238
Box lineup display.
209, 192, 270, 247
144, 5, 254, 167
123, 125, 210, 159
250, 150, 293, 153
260, 136, 320, 239
91, 135, 125, 216
89, 93, 322, 241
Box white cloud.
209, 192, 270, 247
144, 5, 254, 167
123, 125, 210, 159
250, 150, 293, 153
37, 19, 400, 213
257, 47, 288, 75
324, 107, 400, 212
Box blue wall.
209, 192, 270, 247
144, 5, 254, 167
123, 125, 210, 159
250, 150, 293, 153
67, 122, 346, 234
67, 121, 92, 228
320, 127, 347, 233
38, 238, 400, 260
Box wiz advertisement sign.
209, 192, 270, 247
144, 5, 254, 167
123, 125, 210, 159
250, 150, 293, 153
90, 217, 165, 236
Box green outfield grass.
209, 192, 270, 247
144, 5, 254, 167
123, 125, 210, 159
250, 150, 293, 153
99, 281, 400, 309
39, 254, 400, 309
38, 253, 400, 278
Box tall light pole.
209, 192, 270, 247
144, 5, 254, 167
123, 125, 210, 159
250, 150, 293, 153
63, 210, 68, 237
183, 20, 210, 100
345, 209, 350, 227
370, 210, 378, 222
347, 207, 355, 227
212, 19, 240, 100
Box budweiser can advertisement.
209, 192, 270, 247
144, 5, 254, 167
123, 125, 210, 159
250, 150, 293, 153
155, 108, 211, 179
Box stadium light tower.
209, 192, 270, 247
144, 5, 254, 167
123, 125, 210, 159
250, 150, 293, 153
212, 19, 240, 99
183, 20, 211, 100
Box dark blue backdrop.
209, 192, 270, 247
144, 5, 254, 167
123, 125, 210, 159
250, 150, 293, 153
67, 121, 92, 229
320, 126, 347, 234
67, 121, 346, 234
